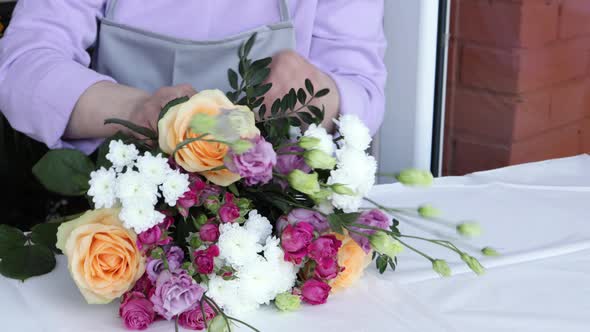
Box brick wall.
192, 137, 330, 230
443, 0, 590, 175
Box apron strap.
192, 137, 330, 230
105, 0, 118, 19
279, 0, 291, 22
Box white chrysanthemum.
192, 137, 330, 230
116, 170, 159, 206
87, 167, 117, 208
106, 140, 139, 172
303, 123, 335, 155
206, 276, 254, 314
160, 171, 190, 206
217, 223, 262, 268
135, 152, 171, 185
119, 203, 165, 233
244, 210, 272, 244
328, 147, 377, 212
335, 114, 372, 151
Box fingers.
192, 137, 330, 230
154, 84, 198, 108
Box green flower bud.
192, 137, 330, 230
481, 247, 500, 257
287, 170, 320, 195
395, 169, 434, 187
303, 150, 337, 170
150, 247, 164, 259
182, 261, 196, 276
309, 189, 332, 205
208, 315, 230, 332
432, 259, 452, 277
418, 204, 441, 218
191, 113, 218, 135
460, 254, 485, 275
274, 292, 301, 312
369, 232, 404, 258
456, 222, 482, 237
235, 197, 252, 210
187, 233, 202, 249
204, 197, 221, 214
331, 184, 355, 196
230, 140, 253, 154
298, 136, 321, 150
195, 214, 209, 226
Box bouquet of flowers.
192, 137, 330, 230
1, 34, 496, 331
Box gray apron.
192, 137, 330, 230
94, 0, 295, 93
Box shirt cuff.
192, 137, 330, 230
34, 62, 115, 155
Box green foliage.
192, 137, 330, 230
32, 149, 95, 196
103, 118, 157, 140
0, 224, 26, 257
159, 96, 189, 121
327, 213, 361, 235
31, 222, 61, 254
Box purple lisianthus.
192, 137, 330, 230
276, 144, 310, 174
350, 209, 393, 253
178, 302, 216, 330
226, 135, 276, 186
150, 269, 205, 321
277, 208, 330, 234
146, 246, 185, 282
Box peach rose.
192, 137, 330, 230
330, 234, 372, 292
158, 89, 258, 186
56, 209, 146, 304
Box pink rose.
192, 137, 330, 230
308, 235, 342, 262
119, 292, 155, 330
301, 279, 331, 305
193, 245, 220, 275
137, 226, 162, 250
132, 274, 155, 296
219, 193, 240, 223
281, 222, 315, 264
177, 178, 208, 217
314, 258, 341, 280
178, 302, 216, 330
199, 223, 220, 242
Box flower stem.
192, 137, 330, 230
394, 237, 435, 262
175, 316, 179, 332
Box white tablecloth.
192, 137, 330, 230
2, 155, 589, 332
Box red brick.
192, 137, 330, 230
447, 39, 459, 84
460, 38, 590, 93
582, 118, 590, 152
455, 0, 558, 48
560, 0, 590, 39
510, 122, 582, 164
549, 78, 589, 127
451, 138, 511, 175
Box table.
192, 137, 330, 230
2, 155, 589, 331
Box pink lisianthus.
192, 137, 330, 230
314, 257, 341, 280
308, 234, 342, 262
193, 245, 220, 275
277, 209, 330, 234
225, 135, 277, 186
178, 302, 216, 330
199, 223, 220, 242
119, 291, 155, 330
349, 209, 393, 253
281, 222, 315, 264
300, 279, 331, 305
218, 193, 240, 223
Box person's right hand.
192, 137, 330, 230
128, 84, 197, 133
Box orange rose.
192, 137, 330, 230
158, 90, 257, 186
331, 235, 372, 292
56, 209, 145, 304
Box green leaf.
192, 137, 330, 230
297, 88, 307, 104
327, 214, 345, 235
280, 96, 289, 113
307, 105, 323, 119
315, 88, 330, 98
258, 104, 267, 119
31, 223, 62, 254
0, 225, 26, 258
104, 118, 157, 139
289, 116, 302, 127
338, 212, 362, 226
228, 69, 239, 90
0, 245, 56, 281
305, 79, 314, 95
159, 96, 189, 122
253, 83, 272, 97
228, 183, 240, 197
271, 99, 281, 116
250, 97, 264, 109
249, 68, 270, 86
376, 254, 388, 274
33, 149, 95, 196
298, 112, 314, 125
172, 134, 208, 157
251, 57, 272, 71
242, 33, 257, 57
288, 89, 297, 110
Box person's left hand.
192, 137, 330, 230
263, 50, 340, 130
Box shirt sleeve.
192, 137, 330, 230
0, 0, 114, 154
309, 0, 387, 135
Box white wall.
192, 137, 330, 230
377, 0, 440, 181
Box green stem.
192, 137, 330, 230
398, 234, 463, 255
175, 316, 179, 332
395, 237, 435, 262
204, 297, 232, 331
257, 96, 317, 124
225, 315, 261, 332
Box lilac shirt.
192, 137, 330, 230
0, 0, 386, 153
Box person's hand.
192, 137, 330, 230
128, 84, 197, 133
264, 50, 340, 130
